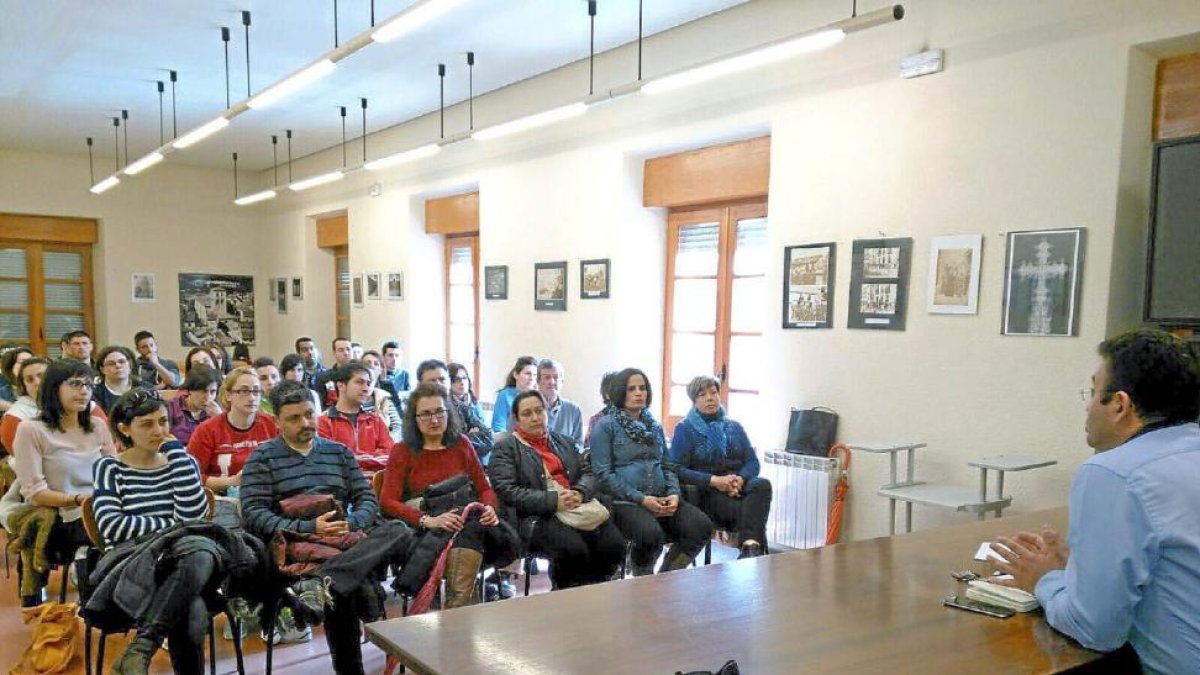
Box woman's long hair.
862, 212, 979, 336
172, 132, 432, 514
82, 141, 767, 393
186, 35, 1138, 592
501, 355, 537, 390
447, 362, 477, 404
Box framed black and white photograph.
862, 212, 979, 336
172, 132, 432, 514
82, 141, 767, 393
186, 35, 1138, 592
276, 283, 287, 315
132, 273, 156, 303
178, 273, 256, 346
291, 277, 303, 300
848, 237, 912, 331
534, 261, 567, 311
783, 243, 835, 329
387, 272, 404, 301
485, 265, 508, 300
1002, 227, 1086, 337
580, 259, 610, 299
366, 272, 381, 300
352, 275, 364, 307
927, 234, 982, 314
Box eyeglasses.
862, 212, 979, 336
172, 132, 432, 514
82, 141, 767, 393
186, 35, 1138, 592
231, 388, 264, 397
63, 378, 94, 390
415, 409, 448, 422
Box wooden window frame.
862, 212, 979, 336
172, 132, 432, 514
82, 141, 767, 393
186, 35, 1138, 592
333, 246, 350, 340
0, 239, 94, 355
444, 234, 481, 390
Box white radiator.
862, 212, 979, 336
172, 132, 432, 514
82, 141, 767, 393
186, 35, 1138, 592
761, 451, 838, 550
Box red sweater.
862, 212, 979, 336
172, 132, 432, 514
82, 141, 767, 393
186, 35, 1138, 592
317, 407, 392, 473
187, 412, 278, 481
380, 435, 496, 526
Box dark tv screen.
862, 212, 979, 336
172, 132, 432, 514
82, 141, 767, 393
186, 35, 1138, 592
1147, 136, 1200, 325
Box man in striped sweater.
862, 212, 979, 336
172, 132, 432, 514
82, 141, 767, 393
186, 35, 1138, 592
241, 381, 411, 675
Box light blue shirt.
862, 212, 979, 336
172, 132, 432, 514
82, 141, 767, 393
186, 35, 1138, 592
1035, 423, 1200, 675
546, 396, 583, 450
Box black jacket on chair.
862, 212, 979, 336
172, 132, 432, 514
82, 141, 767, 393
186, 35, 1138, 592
488, 432, 596, 542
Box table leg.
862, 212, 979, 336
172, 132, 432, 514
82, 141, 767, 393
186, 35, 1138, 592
996, 471, 1006, 518
889, 498, 896, 536
905, 502, 913, 533
978, 468, 988, 521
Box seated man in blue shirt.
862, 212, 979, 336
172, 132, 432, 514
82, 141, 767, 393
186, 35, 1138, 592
992, 328, 1200, 674
537, 358, 583, 450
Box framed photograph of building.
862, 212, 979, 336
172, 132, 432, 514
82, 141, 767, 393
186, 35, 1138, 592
580, 259, 610, 299
848, 237, 912, 331
1002, 227, 1086, 337
534, 261, 567, 311
387, 272, 404, 301
178, 273, 256, 346
352, 275, 364, 307
783, 243, 836, 329
485, 265, 508, 300
927, 234, 982, 314
366, 272, 382, 300
132, 273, 156, 303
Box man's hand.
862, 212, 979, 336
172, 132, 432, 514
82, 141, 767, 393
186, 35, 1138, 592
314, 510, 349, 536
989, 532, 1066, 593
710, 475, 739, 495
479, 504, 499, 527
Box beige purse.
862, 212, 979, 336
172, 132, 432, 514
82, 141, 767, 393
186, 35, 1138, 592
544, 464, 609, 531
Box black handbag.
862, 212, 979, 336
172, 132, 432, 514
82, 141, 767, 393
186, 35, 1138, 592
421, 474, 474, 516
785, 407, 839, 456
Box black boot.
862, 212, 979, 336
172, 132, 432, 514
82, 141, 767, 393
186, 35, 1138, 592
111, 635, 159, 675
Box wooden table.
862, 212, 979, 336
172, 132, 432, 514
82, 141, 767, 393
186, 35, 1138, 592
367, 508, 1105, 674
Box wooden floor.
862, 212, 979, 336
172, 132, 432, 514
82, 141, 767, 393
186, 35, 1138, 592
0, 546, 740, 674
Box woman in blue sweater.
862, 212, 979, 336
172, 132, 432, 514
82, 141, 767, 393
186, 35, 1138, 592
668, 375, 771, 559
590, 368, 711, 575
490, 355, 537, 433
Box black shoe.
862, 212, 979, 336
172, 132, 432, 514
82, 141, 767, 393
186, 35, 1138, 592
737, 543, 763, 559
112, 636, 159, 675
287, 577, 333, 625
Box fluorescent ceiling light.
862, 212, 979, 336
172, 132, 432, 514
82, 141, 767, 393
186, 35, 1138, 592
473, 102, 588, 141
372, 0, 467, 43
365, 143, 440, 171
172, 117, 230, 149
123, 152, 164, 175
247, 59, 337, 110
234, 189, 278, 206
643, 29, 846, 94
289, 171, 345, 192
88, 175, 120, 194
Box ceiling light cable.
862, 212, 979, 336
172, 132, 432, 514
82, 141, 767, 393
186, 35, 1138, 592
243, 11, 252, 97
86, 137, 94, 185
170, 70, 177, 139
121, 109, 129, 167
112, 117, 120, 172
360, 98, 368, 161
340, 106, 348, 166
286, 129, 293, 182
272, 135, 279, 184
232, 152, 238, 198
438, 63, 446, 139
588, 1, 597, 96
221, 27, 231, 108
156, 81, 165, 145
467, 52, 475, 130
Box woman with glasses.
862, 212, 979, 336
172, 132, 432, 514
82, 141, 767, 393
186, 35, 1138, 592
11, 359, 118, 605
448, 362, 494, 462
380, 382, 518, 608
187, 366, 277, 495
92, 346, 145, 414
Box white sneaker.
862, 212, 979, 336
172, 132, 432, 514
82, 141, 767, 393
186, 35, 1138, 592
274, 607, 312, 644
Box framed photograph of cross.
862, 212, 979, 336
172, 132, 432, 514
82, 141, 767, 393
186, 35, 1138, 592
1001, 227, 1086, 337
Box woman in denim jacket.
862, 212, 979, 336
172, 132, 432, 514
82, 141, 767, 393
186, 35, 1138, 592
589, 368, 711, 576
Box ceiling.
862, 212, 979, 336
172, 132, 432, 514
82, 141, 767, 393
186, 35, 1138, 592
0, 0, 749, 171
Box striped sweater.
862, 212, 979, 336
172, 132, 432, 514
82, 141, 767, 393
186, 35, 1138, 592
91, 440, 208, 545
240, 436, 377, 541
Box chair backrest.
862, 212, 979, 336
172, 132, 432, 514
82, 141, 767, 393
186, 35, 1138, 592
371, 470, 385, 498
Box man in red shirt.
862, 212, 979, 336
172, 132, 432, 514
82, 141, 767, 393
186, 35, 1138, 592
317, 361, 392, 474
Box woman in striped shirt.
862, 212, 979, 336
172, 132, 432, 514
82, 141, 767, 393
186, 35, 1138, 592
92, 389, 216, 675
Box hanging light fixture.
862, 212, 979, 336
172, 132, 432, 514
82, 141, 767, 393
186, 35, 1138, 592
364, 143, 440, 171
90, 175, 120, 194
289, 170, 344, 191
124, 152, 164, 175
247, 59, 337, 110
473, 102, 588, 141
235, 189, 278, 206
172, 117, 230, 149
371, 0, 467, 43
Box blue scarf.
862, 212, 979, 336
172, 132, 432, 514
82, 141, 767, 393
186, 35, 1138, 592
685, 406, 729, 461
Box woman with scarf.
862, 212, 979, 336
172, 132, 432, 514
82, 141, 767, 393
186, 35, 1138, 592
589, 368, 711, 576
668, 375, 771, 559
489, 390, 625, 589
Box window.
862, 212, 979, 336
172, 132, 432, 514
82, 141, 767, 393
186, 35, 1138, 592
334, 246, 350, 339
0, 242, 94, 357
445, 235, 480, 387
662, 201, 768, 444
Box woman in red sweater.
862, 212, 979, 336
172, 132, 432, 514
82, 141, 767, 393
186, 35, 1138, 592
380, 382, 518, 608
187, 366, 277, 495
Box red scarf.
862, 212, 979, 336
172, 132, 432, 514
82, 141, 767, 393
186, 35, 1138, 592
518, 430, 570, 489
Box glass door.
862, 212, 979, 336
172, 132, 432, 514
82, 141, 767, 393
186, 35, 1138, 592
445, 235, 480, 388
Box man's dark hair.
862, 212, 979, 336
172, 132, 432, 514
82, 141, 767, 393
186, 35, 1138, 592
1098, 328, 1200, 425
271, 380, 316, 415
333, 361, 371, 385
382, 340, 400, 353
232, 343, 251, 362
108, 389, 167, 446
295, 336, 315, 351
252, 356, 276, 369
60, 330, 91, 345
38, 359, 96, 433
182, 364, 220, 392
279, 353, 303, 374
402, 382, 462, 451
133, 330, 154, 346
332, 337, 351, 349
607, 367, 653, 410
416, 359, 448, 383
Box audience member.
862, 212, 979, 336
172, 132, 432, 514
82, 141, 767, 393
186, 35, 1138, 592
11, 359, 117, 605
360, 350, 402, 442
490, 390, 624, 589
59, 330, 94, 365
280, 353, 324, 411
184, 347, 218, 377
669, 375, 771, 559
584, 371, 617, 448
380, 382, 519, 608
167, 366, 222, 446
241, 381, 411, 675
187, 366, 277, 494
0, 346, 34, 414
380, 340, 410, 401
253, 357, 281, 414
448, 362, 494, 462
0, 357, 51, 456
590, 367, 711, 576
92, 345, 144, 414
491, 356, 537, 433
316, 361, 392, 474
295, 337, 325, 391
207, 344, 231, 376
314, 338, 354, 409
350, 341, 364, 360
537, 359, 583, 449
231, 343, 252, 369
991, 329, 1200, 673
87, 388, 262, 674
133, 330, 182, 389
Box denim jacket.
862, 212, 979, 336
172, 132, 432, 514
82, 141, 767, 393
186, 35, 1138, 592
589, 414, 680, 503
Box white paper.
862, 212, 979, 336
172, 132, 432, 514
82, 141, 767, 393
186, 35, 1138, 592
974, 541, 1007, 563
